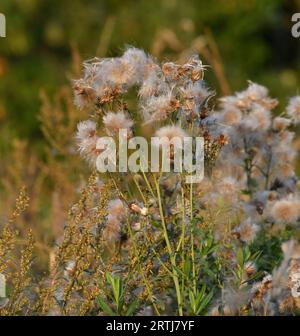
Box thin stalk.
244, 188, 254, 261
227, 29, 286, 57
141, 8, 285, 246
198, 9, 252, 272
132, 174, 148, 206
153, 175, 183, 316
264, 150, 272, 190
141, 170, 156, 200
180, 185, 186, 304
190, 181, 196, 293
189, 122, 196, 293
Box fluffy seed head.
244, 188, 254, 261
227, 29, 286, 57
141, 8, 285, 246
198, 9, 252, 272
142, 92, 179, 123
156, 125, 187, 139
76, 120, 100, 164
273, 117, 291, 132
76, 120, 97, 140
251, 106, 271, 130
287, 96, 300, 123
242, 82, 269, 102
270, 195, 300, 224
73, 81, 96, 109
236, 218, 260, 243
222, 108, 242, 125
103, 111, 133, 136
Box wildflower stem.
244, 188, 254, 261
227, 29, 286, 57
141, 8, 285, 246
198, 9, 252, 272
264, 149, 272, 190
132, 174, 148, 206
153, 175, 183, 316
142, 170, 156, 200
180, 185, 186, 306
190, 121, 196, 294
190, 179, 196, 294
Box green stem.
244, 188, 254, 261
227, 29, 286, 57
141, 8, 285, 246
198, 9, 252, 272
190, 181, 196, 293
190, 120, 196, 293
154, 176, 183, 316
141, 170, 156, 200
180, 185, 186, 305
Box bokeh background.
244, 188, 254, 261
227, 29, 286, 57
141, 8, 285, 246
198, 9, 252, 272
1, 0, 300, 270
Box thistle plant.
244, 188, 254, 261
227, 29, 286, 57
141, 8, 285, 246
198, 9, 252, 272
1, 47, 300, 316
71, 47, 300, 315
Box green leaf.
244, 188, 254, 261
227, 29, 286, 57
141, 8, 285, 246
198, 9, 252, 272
196, 290, 214, 315
126, 299, 139, 316
195, 285, 206, 306
184, 257, 191, 276
97, 297, 115, 316
244, 246, 251, 261
189, 290, 196, 312
236, 248, 244, 267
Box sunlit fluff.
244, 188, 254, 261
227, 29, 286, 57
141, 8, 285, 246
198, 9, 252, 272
103, 111, 133, 136
269, 195, 300, 224
287, 96, 300, 123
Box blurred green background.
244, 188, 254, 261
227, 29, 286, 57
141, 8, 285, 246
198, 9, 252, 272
1, 0, 300, 142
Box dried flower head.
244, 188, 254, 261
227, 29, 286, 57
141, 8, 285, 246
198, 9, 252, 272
269, 195, 300, 224
76, 120, 100, 164
142, 92, 180, 123
287, 96, 300, 123
273, 117, 291, 132
103, 111, 133, 136
222, 107, 242, 125
155, 125, 187, 141
155, 125, 187, 151
76, 120, 97, 140
235, 218, 260, 243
